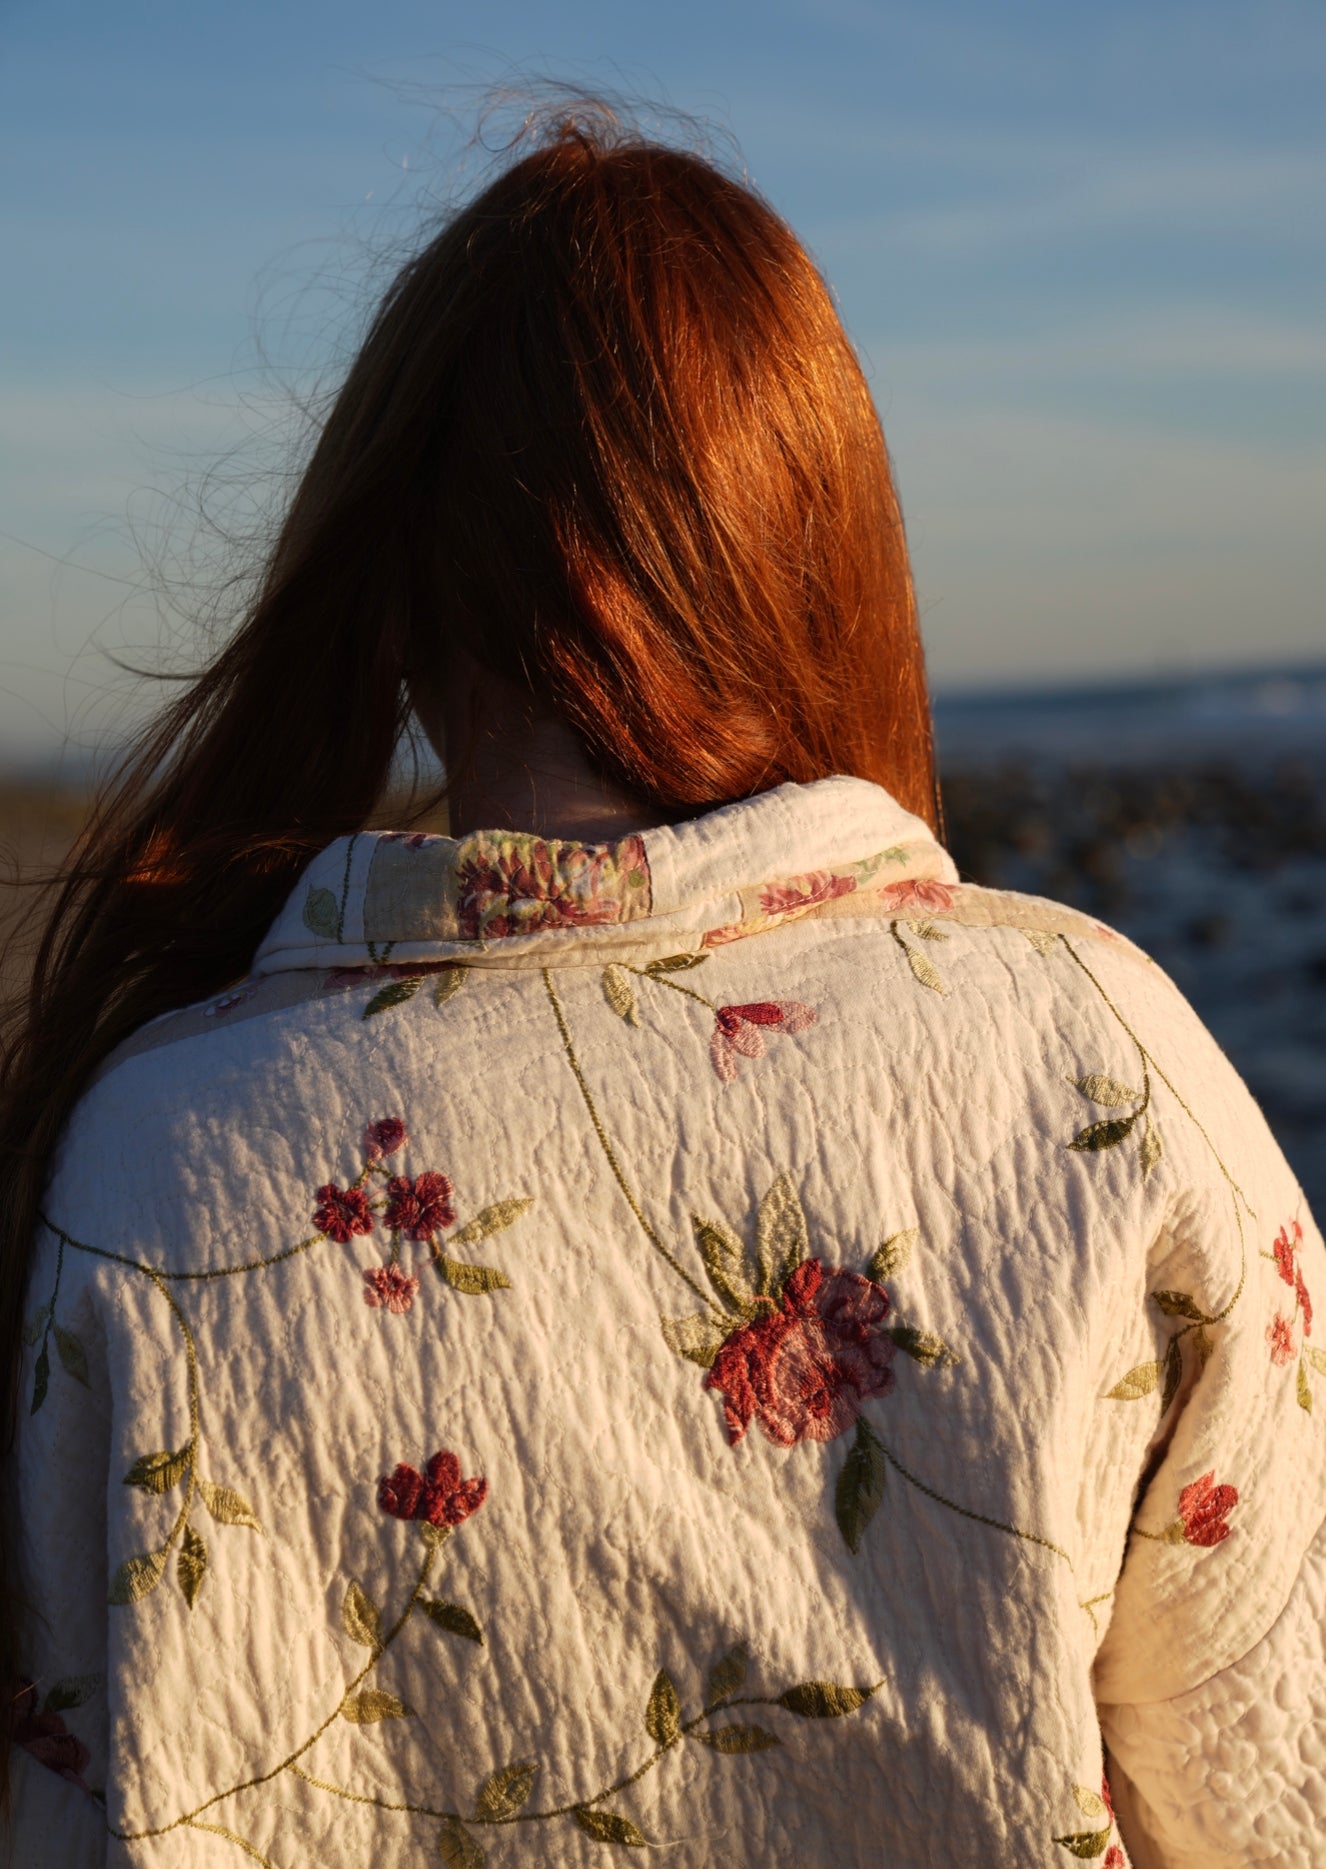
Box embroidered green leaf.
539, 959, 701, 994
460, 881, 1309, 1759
692, 1216, 756, 1316
1072, 1784, 1108, 1819
125, 1448, 190, 1495
1068, 1114, 1138, 1152
177, 1525, 208, 1609
438, 1815, 486, 1869
30, 1343, 49, 1414
108, 1547, 168, 1606
198, 1479, 262, 1530
1074, 1075, 1141, 1107
911, 919, 949, 941
644, 953, 707, 975
1298, 1359, 1313, 1412
1106, 1359, 1163, 1400
303, 886, 340, 939
432, 967, 467, 1007
705, 1642, 749, 1705
1139, 1123, 1164, 1176
342, 1580, 383, 1651
836, 1416, 886, 1554
435, 1255, 512, 1295
1160, 1335, 1183, 1416
1053, 1830, 1112, 1858
755, 1174, 808, 1294
866, 1229, 917, 1283
1024, 928, 1059, 955
447, 1198, 534, 1249
645, 1669, 682, 1746
903, 943, 945, 993
887, 1324, 959, 1369
1192, 1325, 1215, 1372
43, 1675, 98, 1715
474, 1760, 538, 1821
1152, 1290, 1206, 1321
1306, 1345, 1326, 1374
778, 1682, 875, 1719
22, 1304, 50, 1347
364, 977, 422, 1018
341, 1688, 412, 1723
423, 1599, 484, 1645
572, 1808, 648, 1847
659, 1311, 727, 1369
601, 966, 638, 1025
696, 1724, 781, 1752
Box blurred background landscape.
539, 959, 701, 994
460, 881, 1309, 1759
2, 0, 1323, 1205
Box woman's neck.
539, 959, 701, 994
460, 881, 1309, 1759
412, 651, 668, 843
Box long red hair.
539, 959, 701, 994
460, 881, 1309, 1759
0, 106, 935, 1737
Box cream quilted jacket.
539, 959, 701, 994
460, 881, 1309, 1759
10, 777, 1325, 1867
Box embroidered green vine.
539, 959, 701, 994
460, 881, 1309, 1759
283, 1641, 880, 1860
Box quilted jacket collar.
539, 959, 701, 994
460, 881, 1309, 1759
252, 776, 957, 976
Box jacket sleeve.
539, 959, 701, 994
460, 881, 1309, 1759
1101, 1513, 1326, 1867
1086, 966, 1326, 1867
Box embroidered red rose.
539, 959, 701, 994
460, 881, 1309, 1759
11, 1683, 91, 1788
709, 1001, 817, 1082
877, 877, 957, 914
759, 871, 858, 918
383, 1171, 456, 1241
378, 1449, 487, 1526
1103, 1849, 1124, 1869
1177, 1470, 1238, 1547
1268, 1314, 1296, 1365
364, 1117, 408, 1162
705, 1258, 896, 1447
313, 1183, 374, 1243
362, 1264, 420, 1314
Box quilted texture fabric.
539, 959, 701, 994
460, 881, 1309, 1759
9, 776, 1324, 1868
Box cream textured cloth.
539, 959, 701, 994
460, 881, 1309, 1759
9, 776, 1324, 1867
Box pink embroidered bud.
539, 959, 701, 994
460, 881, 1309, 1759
364, 1117, 408, 1162
377, 1449, 487, 1526
709, 1001, 816, 1082
1177, 1470, 1238, 1547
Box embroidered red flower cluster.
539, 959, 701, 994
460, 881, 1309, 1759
706, 1259, 896, 1447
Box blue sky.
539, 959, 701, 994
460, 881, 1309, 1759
2, 0, 1323, 767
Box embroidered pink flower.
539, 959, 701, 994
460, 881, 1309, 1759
1103, 1850, 1124, 1869
313, 1182, 374, 1243
378, 831, 434, 849
364, 1117, 408, 1162
1298, 1271, 1313, 1337
362, 1264, 420, 1314
758, 871, 858, 918
455, 830, 650, 939
709, 1001, 817, 1082
203, 985, 255, 1018
11, 1683, 91, 1788
705, 1259, 896, 1447
378, 1449, 488, 1526
1268, 1313, 1296, 1365
384, 1171, 456, 1241
877, 877, 956, 914
1177, 1470, 1238, 1547
1273, 1221, 1302, 1286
